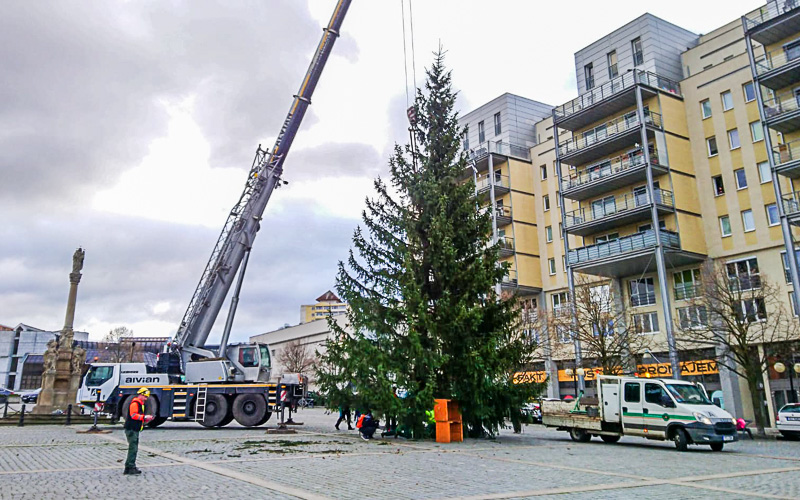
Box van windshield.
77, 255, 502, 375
665, 384, 711, 405
85, 366, 114, 387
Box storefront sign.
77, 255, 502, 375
512, 359, 718, 384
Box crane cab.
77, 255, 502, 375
227, 343, 271, 382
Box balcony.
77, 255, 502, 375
744, 1, 800, 45
501, 269, 518, 289
755, 46, 800, 90
476, 174, 510, 197
782, 191, 800, 223
561, 147, 669, 201
773, 139, 800, 177
674, 283, 703, 301
481, 205, 512, 226
558, 111, 662, 167
498, 236, 515, 257
762, 92, 800, 133
567, 229, 705, 278
563, 189, 674, 237
467, 140, 531, 173
554, 70, 680, 131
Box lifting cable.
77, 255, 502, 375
400, 0, 419, 169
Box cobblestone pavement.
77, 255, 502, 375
3, 408, 800, 499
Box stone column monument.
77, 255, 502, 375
34, 248, 88, 414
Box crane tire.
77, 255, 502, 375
216, 411, 235, 427
232, 394, 267, 427
199, 394, 229, 428
255, 411, 272, 426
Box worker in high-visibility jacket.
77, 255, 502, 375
123, 387, 153, 475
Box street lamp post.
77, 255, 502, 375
774, 360, 800, 404
565, 367, 586, 398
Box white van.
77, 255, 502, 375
542, 375, 738, 451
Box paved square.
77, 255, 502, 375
2, 408, 800, 499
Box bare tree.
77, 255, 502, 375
675, 261, 799, 434
277, 339, 317, 375
550, 276, 650, 376
103, 326, 135, 363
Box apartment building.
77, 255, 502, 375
466, 6, 800, 425
300, 290, 348, 324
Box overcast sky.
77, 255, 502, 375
1, 0, 763, 342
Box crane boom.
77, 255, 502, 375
171, 0, 351, 362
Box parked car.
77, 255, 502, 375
21, 388, 41, 404
0, 387, 13, 404
522, 402, 542, 423
776, 403, 800, 440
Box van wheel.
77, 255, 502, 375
232, 394, 267, 427
710, 442, 724, 451
600, 434, 621, 443
569, 428, 591, 442
672, 428, 689, 451
199, 394, 229, 427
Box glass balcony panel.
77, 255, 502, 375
567, 229, 680, 266
564, 189, 673, 230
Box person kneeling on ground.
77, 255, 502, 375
357, 410, 380, 441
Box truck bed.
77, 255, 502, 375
541, 401, 602, 431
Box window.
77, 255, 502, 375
545, 225, 553, 243
84, 366, 115, 387
540, 164, 547, 180
678, 306, 708, 330
638, 220, 666, 232
750, 121, 764, 142
494, 112, 501, 136
555, 324, 572, 343
556, 191, 561, 207
632, 312, 659, 334
548, 258, 556, 275
238, 347, 258, 367
563, 256, 567, 272
552, 292, 569, 316
758, 161, 772, 184
767, 203, 780, 226
478, 121, 485, 143
543, 194, 550, 211
674, 269, 701, 300
743, 82, 756, 102
782, 250, 800, 283
736, 297, 767, 323
707, 137, 719, 157
462, 132, 469, 151
727, 257, 760, 291
559, 223, 563, 239
721, 90, 734, 111
712, 175, 725, 196
624, 382, 641, 403
645, 383, 670, 405
735, 168, 748, 189
728, 129, 740, 150
701, 99, 712, 119
595, 232, 620, 244
607, 50, 618, 79
591, 195, 616, 219
585, 63, 595, 90
631, 37, 644, 66
719, 215, 731, 237
741, 209, 755, 232
791, 292, 798, 316
629, 277, 656, 307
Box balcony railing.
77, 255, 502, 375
782, 191, 800, 215
497, 236, 515, 253
674, 283, 703, 301
558, 111, 662, 158
763, 91, 800, 119
774, 139, 800, 167
476, 174, 510, 193
744, 1, 800, 31
568, 229, 680, 266
481, 205, 512, 219
554, 70, 680, 122
564, 189, 673, 229
502, 269, 518, 285
468, 140, 531, 162
755, 46, 800, 75
561, 147, 663, 191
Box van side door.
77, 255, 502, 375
643, 382, 672, 439
621, 381, 645, 436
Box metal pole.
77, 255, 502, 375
219, 246, 253, 358
3, 399, 7, 419
66, 404, 72, 426
18, 404, 25, 427
634, 86, 681, 380
744, 25, 800, 313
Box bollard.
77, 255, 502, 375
3, 399, 8, 419
66, 404, 72, 426
18, 404, 26, 427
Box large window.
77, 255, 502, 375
719, 215, 732, 237
735, 168, 748, 189
585, 63, 595, 90
743, 82, 756, 102
607, 50, 618, 79
552, 292, 569, 316
750, 121, 764, 142
631, 37, 644, 66
677, 306, 707, 329
736, 298, 767, 323
727, 257, 760, 291
707, 137, 719, 157
494, 112, 501, 136
591, 195, 616, 219
478, 121, 485, 143
701, 99, 712, 119
629, 277, 656, 307
674, 269, 701, 300
721, 90, 734, 111
758, 161, 772, 184
741, 209, 755, 232
728, 129, 740, 150
632, 312, 659, 334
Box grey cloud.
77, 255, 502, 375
286, 142, 383, 181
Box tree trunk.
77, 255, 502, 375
746, 376, 767, 436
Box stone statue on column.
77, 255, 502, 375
34, 248, 88, 415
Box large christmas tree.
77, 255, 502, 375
317, 51, 540, 438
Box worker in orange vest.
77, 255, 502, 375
124, 387, 153, 475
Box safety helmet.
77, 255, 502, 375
137, 387, 151, 397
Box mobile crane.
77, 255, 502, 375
78, 0, 352, 428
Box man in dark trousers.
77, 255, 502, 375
335, 404, 353, 430
124, 387, 153, 475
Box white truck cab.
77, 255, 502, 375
78, 363, 169, 404
542, 375, 738, 451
